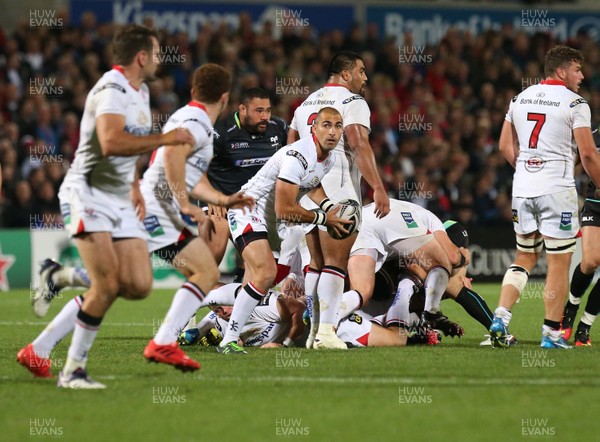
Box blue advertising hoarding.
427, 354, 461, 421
70, 0, 355, 39
366, 6, 600, 46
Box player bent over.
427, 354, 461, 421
341, 198, 469, 337
217, 106, 352, 354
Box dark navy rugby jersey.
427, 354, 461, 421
207, 112, 289, 195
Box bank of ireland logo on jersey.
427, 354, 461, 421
401, 212, 418, 228
560, 212, 572, 231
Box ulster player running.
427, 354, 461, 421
16, 25, 196, 389
489, 46, 600, 349
19, 64, 254, 379
288, 51, 390, 349
217, 107, 352, 354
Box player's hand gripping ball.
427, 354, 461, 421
327, 199, 361, 240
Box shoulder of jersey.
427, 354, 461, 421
93, 70, 128, 95
269, 115, 289, 131
341, 93, 365, 105
285, 140, 311, 170
568, 95, 587, 108
213, 113, 237, 137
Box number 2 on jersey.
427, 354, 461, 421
306, 112, 317, 126
527, 113, 546, 149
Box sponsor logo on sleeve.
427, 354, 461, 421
342, 95, 364, 104
94, 82, 126, 94
286, 150, 308, 169
569, 98, 587, 108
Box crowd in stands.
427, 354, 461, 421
0, 10, 598, 229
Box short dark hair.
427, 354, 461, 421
328, 51, 363, 76
192, 64, 231, 103
544, 45, 583, 77
112, 24, 159, 66
240, 87, 270, 106
314, 106, 342, 124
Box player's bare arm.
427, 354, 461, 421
287, 128, 300, 144
276, 295, 306, 344
575, 127, 600, 188
432, 230, 470, 268
130, 170, 145, 220
498, 120, 519, 168
344, 123, 390, 218
191, 176, 255, 211
96, 113, 194, 157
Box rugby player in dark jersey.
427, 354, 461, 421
561, 125, 600, 346
203, 88, 288, 267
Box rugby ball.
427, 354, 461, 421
327, 199, 361, 240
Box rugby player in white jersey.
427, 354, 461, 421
142, 64, 254, 369
16, 25, 196, 388
288, 51, 390, 349
179, 284, 306, 348
488, 46, 600, 349
339, 198, 469, 336
17, 64, 255, 378
217, 107, 352, 354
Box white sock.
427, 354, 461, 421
220, 282, 264, 345
385, 279, 414, 327
154, 281, 205, 345
423, 266, 450, 313
304, 268, 320, 319
32, 295, 82, 358
542, 324, 562, 340
581, 311, 596, 326
336, 290, 362, 324
53, 266, 90, 288
569, 293, 582, 305
199, 283, 240, 308
494, 307, 512, 326
65, 310, 102, 372
317, 266, 346, 326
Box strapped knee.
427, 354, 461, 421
501, 265, 529, 293
544, 238, 577, 254
516, 236, 544, 253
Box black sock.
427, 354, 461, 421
454, 287, 494, 330
570, 264, 594, 298
584, 280, 600, 316
544, 319, 561, 330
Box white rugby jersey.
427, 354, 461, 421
141, 101, 213, 207
362, 198, 443, 255
240, 135, 335, 221
507, 79, 591, 198
200, 292, 290, 347
290, 84, 371, 158
61, 66, 151, 201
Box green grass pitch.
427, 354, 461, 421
1, 283, 598, 441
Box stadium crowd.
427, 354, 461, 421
0, 10, 599, 229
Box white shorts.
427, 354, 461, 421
300, 149, 361, 232
512, 188, 579, 239
59, 184, 148, 240
351, 206, 431, 271
141, 188, 197, 253
228, 206, 280, 252
336, 312, 372, 347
